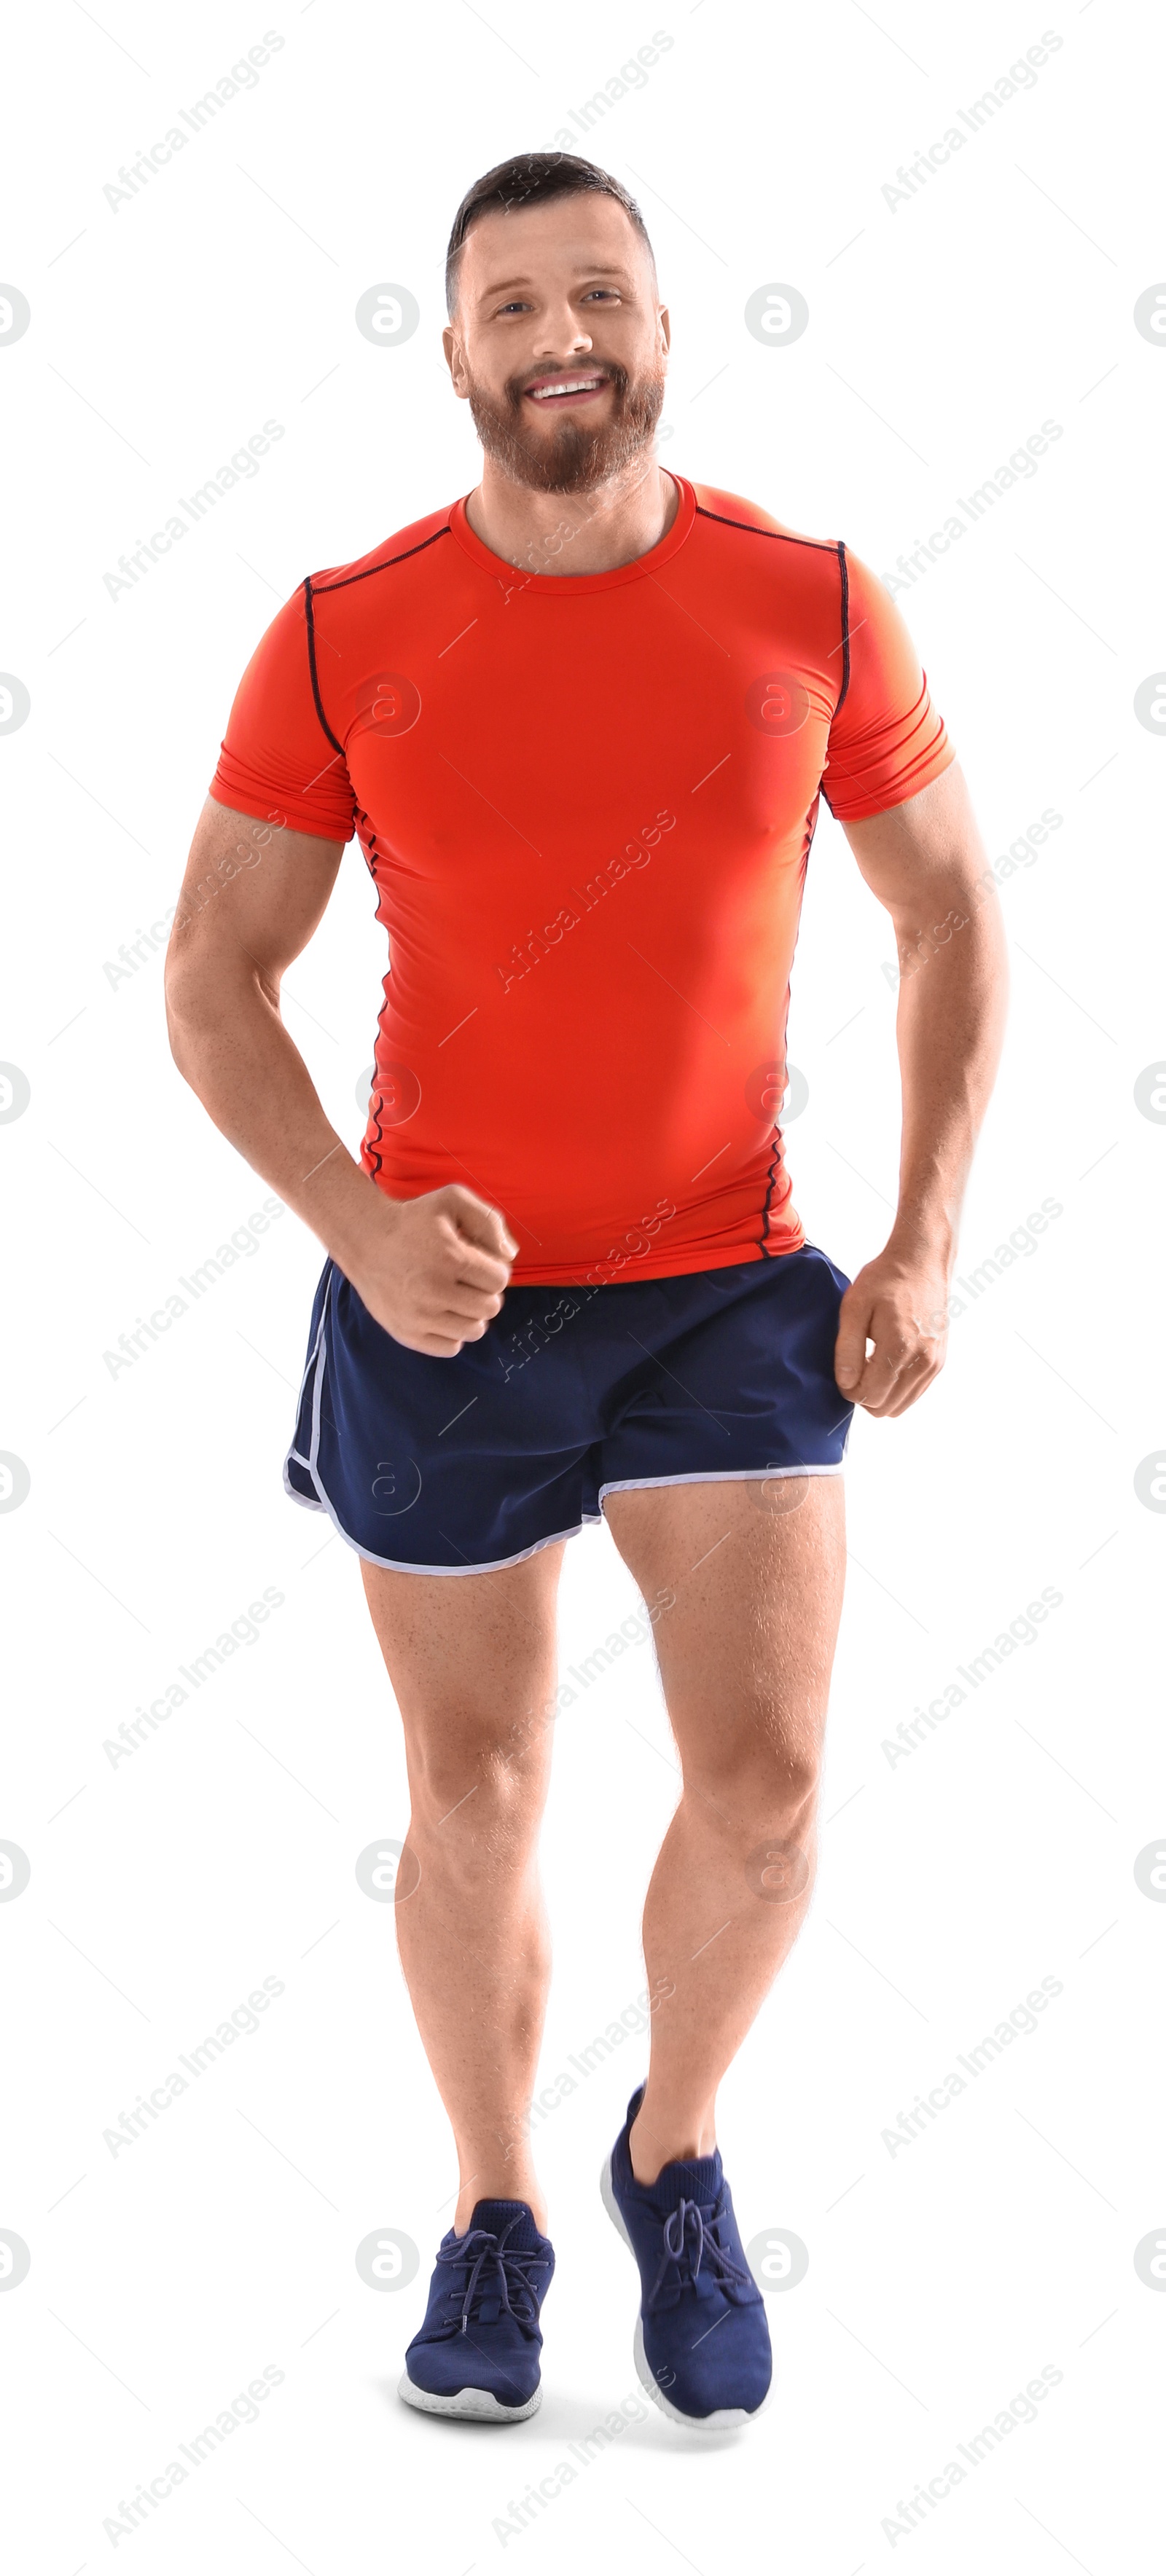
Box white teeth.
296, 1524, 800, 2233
530, 379, 603, 398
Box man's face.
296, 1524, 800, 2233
443, 192, 669, 495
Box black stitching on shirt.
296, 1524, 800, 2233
694, 504, 838, 554
834, 542, 851, 718
758, 1134, 786, 1254
311, 523, 453, 594
303, 530, 453, 761
303, 578, 345, 758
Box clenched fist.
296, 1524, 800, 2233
348, 1184, 518, 1356
834, 1241, 950, 1417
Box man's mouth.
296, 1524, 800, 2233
523, 372, 610, 406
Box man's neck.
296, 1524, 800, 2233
464, 459, 678, 578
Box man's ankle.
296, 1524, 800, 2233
628, 2101, 717, 2186
453, 2186, 548, 2238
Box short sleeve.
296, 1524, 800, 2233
821, 549, 956, 821
209, 582, 356, 844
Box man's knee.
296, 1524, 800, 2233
683, 1726, 821, 1839
407, 1713, 552, 1850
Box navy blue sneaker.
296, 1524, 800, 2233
399, 2200, 555, 2421
600, 2085, 772, 2427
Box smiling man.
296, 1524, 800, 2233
166, 151, 1006, 2432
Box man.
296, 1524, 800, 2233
165, 151, 1006, 2432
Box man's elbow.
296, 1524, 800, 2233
164, 961, 201, 1084
163, 929, 219, 1080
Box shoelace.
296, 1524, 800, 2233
436, 2219, 549, 2336
647, 2196, 753, 2310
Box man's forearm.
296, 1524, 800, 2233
165, 957, 388, 1273
889, 876, 1009, 1268
833, 763, 1008, 1408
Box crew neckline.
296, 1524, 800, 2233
448, 470, 696, 594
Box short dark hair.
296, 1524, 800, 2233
445, 152, 656, 319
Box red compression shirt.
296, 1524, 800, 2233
210, 474, 955, 1286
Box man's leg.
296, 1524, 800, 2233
359, 1540, 567, 2234
601, 1475, 845, 2183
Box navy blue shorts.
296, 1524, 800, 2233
284, 1246, 854, 1575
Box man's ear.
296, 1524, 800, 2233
442, 323, 466, 393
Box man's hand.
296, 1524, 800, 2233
834, 1242, 950, 1417
348, 1183, 518, 1357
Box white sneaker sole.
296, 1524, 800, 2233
598, 2149, 772, 2432
397, 2371, 541, 2422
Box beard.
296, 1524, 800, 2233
463, 356, 667, 495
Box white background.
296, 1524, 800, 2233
2, 2, 1164, 2569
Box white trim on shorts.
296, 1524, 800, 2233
597, 1465, 842, 1503
282, 1314, 606, 1575
282, 1311, 845, 1576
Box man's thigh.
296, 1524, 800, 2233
359, 1541, 568, 1803
601, 1477, 847, 1778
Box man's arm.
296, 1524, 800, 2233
164, 796, 517, 1355
831, 758, 1008, 1415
